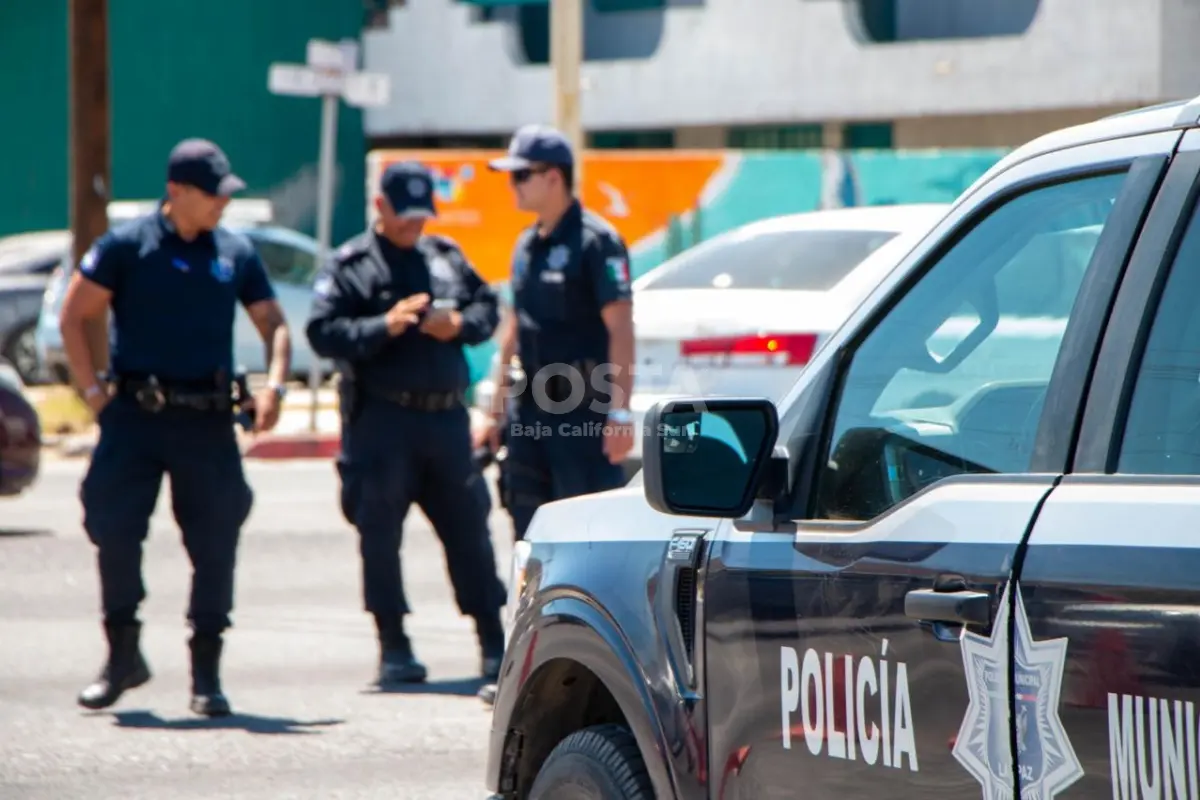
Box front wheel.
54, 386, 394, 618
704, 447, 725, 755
529, 724, 654, 800
4, 323, 40, 385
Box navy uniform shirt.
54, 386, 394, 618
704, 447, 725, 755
511, 200, 632, 375
79, 208, 276, 382
305, 231, 499, 394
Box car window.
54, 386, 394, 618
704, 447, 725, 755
247, 234, 318, 287
810, 171, 1128, 522
636, 228, 899, 292
1118, 197, 1200, 475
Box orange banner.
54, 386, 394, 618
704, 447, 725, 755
366, 149, 728, 284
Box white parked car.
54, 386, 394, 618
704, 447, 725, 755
35, 221, 328, 384
625, 203, 949, 471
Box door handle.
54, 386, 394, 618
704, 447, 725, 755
905, 589, 991, 626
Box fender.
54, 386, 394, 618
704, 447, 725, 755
487, 593, 684, 799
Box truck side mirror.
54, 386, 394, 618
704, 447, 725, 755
642, 397, 779, 519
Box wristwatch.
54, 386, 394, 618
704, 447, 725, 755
608, 408, 634, 425
268, 383, 287, 400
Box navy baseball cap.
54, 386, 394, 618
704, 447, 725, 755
380, 161, 437, 219
166, 139, 246, 196
488, 124, 575, 172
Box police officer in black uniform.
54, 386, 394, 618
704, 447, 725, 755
305, 161, 508, 686
474, 125, 636, 705
58, 139, 292, 717
477, 125, 637, 536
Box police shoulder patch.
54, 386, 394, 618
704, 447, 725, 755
79, 245, 100, 274
606, 255, 630, 287
312, 272, 335, 298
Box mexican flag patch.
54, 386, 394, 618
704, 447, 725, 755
606, 256, 630, 286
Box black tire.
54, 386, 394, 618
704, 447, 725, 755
3, 323, 40, 385
529, 724, 654, 800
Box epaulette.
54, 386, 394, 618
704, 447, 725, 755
582, 208, 621, 239
333, 237, 372, 266
424, 233, 463, 255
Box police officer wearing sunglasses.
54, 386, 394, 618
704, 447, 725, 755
306, 161, 508, 687
59, 138, 292, 717
474, 126, 636, 704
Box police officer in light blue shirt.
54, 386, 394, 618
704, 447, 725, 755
306, 161, 508, 687
58, 138, 292, 717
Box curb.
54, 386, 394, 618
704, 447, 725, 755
242, 433, 340, 460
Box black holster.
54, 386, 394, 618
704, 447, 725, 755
339, 375, 361, 428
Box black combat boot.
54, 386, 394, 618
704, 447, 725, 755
374, 614, 427, 686
78, 621, 152, 710
476, 610, 506, 681
188, 633, 231, 717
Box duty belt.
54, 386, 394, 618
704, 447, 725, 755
116, 376, 233, 414
368, 388, 465, 412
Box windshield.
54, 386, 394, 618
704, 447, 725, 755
637, 228, 899, 292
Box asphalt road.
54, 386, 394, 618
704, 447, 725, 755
0, 459, 513, 799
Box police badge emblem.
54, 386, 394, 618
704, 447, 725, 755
953, 581, 1082, 800
547, 244, 570, 270
211, 256, 235, 283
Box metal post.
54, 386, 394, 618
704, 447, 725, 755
309, 91, 339, 432
551, 0, 585, 185
69, 0, 112, 383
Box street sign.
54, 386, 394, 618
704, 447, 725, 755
267, 38, 389, 108
343, 72, 391, 108
267, 36, 392, 431
267, 63, 337, 97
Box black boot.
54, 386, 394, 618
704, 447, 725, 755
188, 633, 231, 717
374, 615, 427, 686
475, 611, 506, 681
78, 621, 152, 710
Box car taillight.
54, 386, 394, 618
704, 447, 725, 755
679, 333, 818, 366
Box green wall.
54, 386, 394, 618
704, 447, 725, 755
0, 0, 366, 245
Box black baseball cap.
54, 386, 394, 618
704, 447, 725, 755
380, 161, 437, 219
166, 139, 246, 196
488, 124, 575, 172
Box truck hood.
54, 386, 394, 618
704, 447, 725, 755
526, 482, 717, 545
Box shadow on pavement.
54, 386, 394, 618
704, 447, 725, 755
108, 709, 344, 735
364, 677, 487, 697
0, 528, 51, 538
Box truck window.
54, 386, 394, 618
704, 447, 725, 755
811, 171, 1128, 522
1118, 197, 1200, 475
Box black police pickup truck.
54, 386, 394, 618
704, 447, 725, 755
485, 97, 1200, 799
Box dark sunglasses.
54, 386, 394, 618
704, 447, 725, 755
510, 165, 552, 185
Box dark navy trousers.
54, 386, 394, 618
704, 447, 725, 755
503, 404, 626, 540
337, 400, 505, 619
80, 396, 253, 635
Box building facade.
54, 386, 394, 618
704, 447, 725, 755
0, 0, 367, 243
362, 0, 1200, 149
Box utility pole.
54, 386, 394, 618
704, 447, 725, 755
68, 0, 112, 379
550, 0, 585, 184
